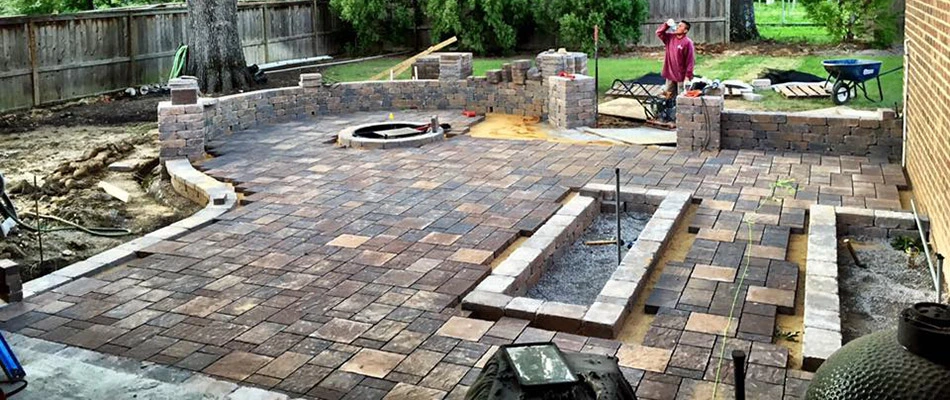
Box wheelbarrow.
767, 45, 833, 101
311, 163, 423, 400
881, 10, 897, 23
823, 59, 902, 105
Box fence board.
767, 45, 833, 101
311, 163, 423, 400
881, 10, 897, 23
0, 0, 727, 113
0, 0, 346, 112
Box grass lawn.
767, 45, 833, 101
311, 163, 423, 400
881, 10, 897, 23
754, 2, 836, 45
320, 53, 902, 111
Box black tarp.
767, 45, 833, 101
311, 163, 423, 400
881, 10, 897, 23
759, 68, 825, 84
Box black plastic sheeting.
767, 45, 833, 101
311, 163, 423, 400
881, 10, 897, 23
759, 68, 825, 84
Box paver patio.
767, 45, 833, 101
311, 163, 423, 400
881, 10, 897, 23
0, 110, 908, 399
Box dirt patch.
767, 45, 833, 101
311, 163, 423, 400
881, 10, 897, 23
596, 114, 644, 129
617, 203, 699, 345
838, 236, 934, 343
1, 123, 201, 281
777, 232, 807, 370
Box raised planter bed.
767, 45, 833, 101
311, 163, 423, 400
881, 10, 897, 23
462, 184, 691, 338
802, 205, 931, 371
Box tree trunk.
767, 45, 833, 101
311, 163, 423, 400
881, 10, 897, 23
730, 0, 760, 42
186, 0, 252, 94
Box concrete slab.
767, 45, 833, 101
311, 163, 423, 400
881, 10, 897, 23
3, 332, 285, 400
598, 98, 648, 120
583, 127, 676, 145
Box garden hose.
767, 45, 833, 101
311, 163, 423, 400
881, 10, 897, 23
0, 173, 132, 238
169, 45, 188, 81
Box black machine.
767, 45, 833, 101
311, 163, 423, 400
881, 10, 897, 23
606, 74, 712, 129
0, 332, 26, 398
464, 342, 637, 400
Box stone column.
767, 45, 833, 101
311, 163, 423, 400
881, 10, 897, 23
548, 74, 596, 129
0, 259, 22, 302
438, 53, 473, 81
158, 77, 207, 162
300, 73, 323, 88
676, 95, 723, 151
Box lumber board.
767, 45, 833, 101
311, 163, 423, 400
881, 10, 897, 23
369, 36, 458, 81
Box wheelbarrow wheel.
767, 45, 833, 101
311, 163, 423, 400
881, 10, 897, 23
832, 81, 851, 105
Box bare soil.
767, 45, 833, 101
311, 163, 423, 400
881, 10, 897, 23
1, 122, 200, 282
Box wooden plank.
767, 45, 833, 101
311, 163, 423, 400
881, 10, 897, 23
28, 22, 38, 107
369, 36, 458, 81
779, 86, 797, 98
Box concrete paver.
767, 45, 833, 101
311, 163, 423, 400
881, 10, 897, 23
0, 111, 910, 398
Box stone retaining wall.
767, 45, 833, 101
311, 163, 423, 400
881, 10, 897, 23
721, 109, 902, 162
675, 96, 903, 162
159, 50, 596, 161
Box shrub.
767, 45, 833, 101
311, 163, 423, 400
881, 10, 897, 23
551, 0, 648, 54
427, 0, 648, 54
329, 0, 416, 52
425, 0, 533, 54
800, 0, 901, 48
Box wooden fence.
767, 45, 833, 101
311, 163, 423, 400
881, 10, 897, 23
0, 0, 730, 113
639, 0, 731, 47
0, 1, 347, 112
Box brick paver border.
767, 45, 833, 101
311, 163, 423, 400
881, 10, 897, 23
463, 184, 691, 338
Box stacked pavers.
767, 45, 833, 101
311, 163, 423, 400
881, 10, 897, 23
158, 78, 207, 161
548, 74, 596, 129
721, 109, 903, 162
536, 50, 589, 77
0, 260, 22, 302
676, 95, 723, 151
438, 53, 473, 81
412, 55, 441, 79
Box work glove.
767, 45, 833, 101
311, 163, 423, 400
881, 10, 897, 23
667, 19, 676, 28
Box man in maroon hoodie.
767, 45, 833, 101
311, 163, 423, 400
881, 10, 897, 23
657, 19, 695, 99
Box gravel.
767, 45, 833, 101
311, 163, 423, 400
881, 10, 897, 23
526, 211, 652, 305
839, 236, 934, 343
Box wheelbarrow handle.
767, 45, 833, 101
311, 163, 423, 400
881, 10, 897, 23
878, 65, 904, 77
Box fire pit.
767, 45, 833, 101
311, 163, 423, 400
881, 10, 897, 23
337, 119, 446, 149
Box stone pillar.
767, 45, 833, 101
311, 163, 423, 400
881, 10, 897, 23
511, 60, 531, 85
548, 74, 596, 129
300, 73, 323, 88
0, 259, 22, 302
676, 95, 723, 151
169, 76, 199, 105
438, 53, 473, 81
159, 77, 206, 162
536, 50, 589, 78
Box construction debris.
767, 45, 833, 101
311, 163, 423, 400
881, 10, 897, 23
97, 181, 130, 203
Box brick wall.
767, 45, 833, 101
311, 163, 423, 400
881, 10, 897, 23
906, 0, 950, 264
674, 98, 904, 161
721, 110, 903, 162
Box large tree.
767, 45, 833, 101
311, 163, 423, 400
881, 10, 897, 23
730, 0, 760, 42
186, 0, 252, 93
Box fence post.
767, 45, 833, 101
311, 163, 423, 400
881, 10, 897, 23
725, 0, 732, 43
309, 0, 318, 57
126, 12, 136, 87
27, 21, 40, 107
262, 4, 270, 63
